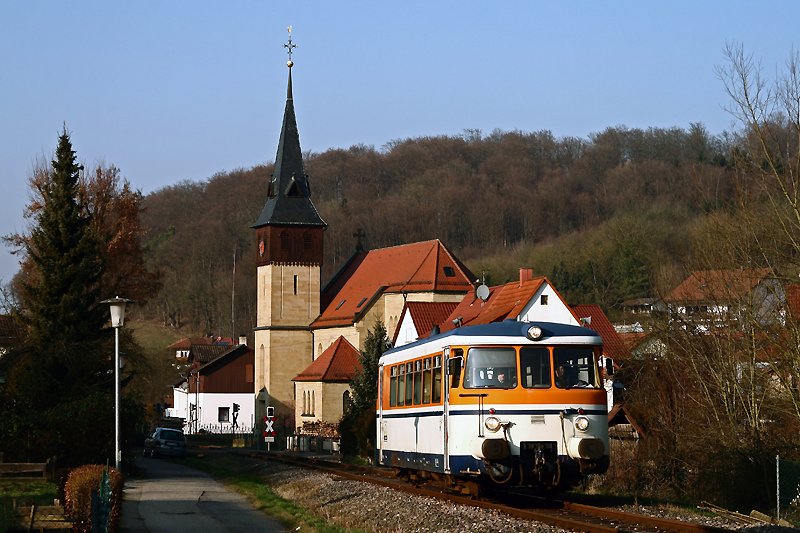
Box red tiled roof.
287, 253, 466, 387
192, 345, 232, 364
440, 276, 574, 333
312, 240, 474, 328
197, 344, 253, 374
166, 336, 233, 350
393, 301, 459, 344
571, 304, 631, 360
167, 337, 213, 350
663, 268, 772, 304
617, 331, 649, 352
293, 336, 362, 382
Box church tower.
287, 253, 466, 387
252, 33, 326, 427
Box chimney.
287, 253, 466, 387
238, 334, 248, 346
519, 268, 534, 285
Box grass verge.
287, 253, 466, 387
182, 454, 359, 533
0, 479, 58, 531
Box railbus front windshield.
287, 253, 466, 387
553, 346, 600, 389
462, 345, 601, 390
463, 347, 517, 388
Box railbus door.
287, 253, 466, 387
377, 363, 384, 464
442, 347, 450, 473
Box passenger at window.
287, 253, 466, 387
555, 365, 567, 388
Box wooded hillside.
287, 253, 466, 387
140, 124, 742, 336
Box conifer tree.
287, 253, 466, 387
340, 321, 388, 458
2, 129, 114, 463
22, 129, 106, 349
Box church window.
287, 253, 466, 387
343, 390, 351, 412
443, 266, 456, 277
293, 275, 298, 295
311, 390, 316, 415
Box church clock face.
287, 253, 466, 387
259, 239, 265, 257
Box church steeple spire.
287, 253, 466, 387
253, 27, 325, 229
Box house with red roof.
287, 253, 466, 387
438, 269, 579, 333
663, 268, 785, 328
169, 337, 255, 434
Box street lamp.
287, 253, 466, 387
101, 296, 132, 470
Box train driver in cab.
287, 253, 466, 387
495, 369, 516, 388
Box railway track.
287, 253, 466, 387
241, 451, 732, 532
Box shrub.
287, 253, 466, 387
64, 464, 123, 532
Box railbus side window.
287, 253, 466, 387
413, 360, 422, 404
422, 357, 432, 403
398, 364, 405, 406
389, 365, 398, 406
405, 363, 414, 405
520, 347, 551, 388
449, 348, 464, 388
432, 355, 442, 403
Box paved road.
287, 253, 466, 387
121, 455, 286, 532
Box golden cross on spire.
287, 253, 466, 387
284, 25, 297, 67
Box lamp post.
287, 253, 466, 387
101, 296, 132, 470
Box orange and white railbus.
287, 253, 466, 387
377, 320, 609, 490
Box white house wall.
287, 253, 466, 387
168, 387, 189, 419
520, 283, 579, 325
186, 392, 255, 434
394, 313, 420, 347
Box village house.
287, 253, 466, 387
663, 268, 785, 328
168, 336, 255, 433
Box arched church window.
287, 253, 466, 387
343, 390, 351, 413
312, 390, 316, 416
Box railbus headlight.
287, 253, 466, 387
527, 325, 543, 340
484, 416, 502, 433
574, 416, 590, 432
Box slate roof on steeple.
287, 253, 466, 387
253, 68, 326, 228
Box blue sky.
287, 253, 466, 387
1, 2, 798, 284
